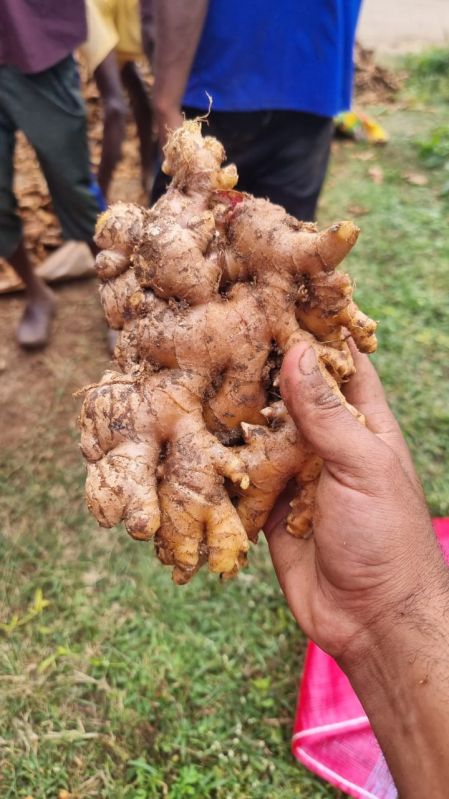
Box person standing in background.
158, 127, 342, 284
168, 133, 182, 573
81, 0, 157, 198
0, 1, 104, 348
151, 0, 362, 221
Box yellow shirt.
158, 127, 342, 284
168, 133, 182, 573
81, 0, 143, 72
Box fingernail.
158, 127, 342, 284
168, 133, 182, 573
298, 345, 318, 376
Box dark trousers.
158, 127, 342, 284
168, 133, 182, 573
0, 56, 104, 259
152, 109, 334, 221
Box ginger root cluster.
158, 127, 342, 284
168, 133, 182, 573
78, 120, 377, 584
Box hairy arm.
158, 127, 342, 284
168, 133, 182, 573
343, 591, 449, 798
152, 0, 209, 144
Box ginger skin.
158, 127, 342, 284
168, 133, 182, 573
78, 119, 377, 583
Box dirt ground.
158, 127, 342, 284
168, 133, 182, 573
0, 159, 139, 453
359, 0, 449, 53
0, 86, 142, 453
0, 280, 110, 451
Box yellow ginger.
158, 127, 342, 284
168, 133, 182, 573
78, 120, 377, 583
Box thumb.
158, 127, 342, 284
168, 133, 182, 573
280, 343, 384, 478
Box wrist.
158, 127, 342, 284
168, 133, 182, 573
152, 100, 184, 146
333, 527, 449, 669
153, 97, 176, 117
339, 558, 449, 674
152, 86, 183, 117
338, 570, 449, 797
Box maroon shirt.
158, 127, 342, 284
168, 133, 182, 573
0, 0, 87, 74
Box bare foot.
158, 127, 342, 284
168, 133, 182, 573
17, 287, 56, 349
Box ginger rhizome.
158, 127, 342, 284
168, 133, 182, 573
78, 119, 377, 584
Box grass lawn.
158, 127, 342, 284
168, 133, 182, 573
1, 52, 448, 798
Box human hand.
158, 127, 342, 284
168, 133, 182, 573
153, 102, 184, 149
265, 341, 447, 665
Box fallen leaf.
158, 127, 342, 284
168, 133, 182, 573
403, 172, 429, 186
82, 569, 105, 587
353, 151, 375, 161
368, 165, 384, 184
347, 205, 370, 217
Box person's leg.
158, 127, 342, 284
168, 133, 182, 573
94, 51, 127, 198
7, 56, 105, 250
248, 111, 334, 221
9, 241, 56, 348
0, 75, 56, 347
120, 60, 157, 194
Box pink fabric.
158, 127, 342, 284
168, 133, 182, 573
292, 518, 449, 799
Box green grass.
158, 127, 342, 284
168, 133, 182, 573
1, 50, 449, 798
402, 48, 449, 193
0, 435, 326, 799
322, 56, 449, 515
403, 47, 449, 104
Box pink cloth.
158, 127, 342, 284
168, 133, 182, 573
292, 518, 449, 799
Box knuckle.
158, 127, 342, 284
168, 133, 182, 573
312, 384, 343, 415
